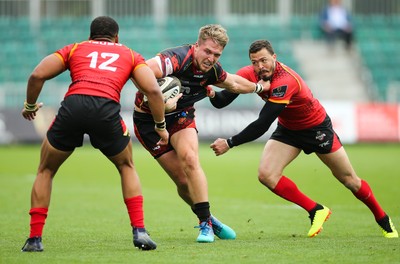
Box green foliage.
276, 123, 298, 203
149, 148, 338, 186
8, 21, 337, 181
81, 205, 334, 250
0, 143, 399, 263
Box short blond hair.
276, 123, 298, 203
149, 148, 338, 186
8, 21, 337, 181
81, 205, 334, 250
198, 24, 229, 48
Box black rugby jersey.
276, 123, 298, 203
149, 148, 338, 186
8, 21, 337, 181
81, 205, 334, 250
135, 44, 227, 112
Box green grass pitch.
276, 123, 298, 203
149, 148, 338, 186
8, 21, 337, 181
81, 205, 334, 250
0, 142, 399, 263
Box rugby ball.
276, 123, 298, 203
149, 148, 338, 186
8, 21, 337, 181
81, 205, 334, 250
143, 76, 181, 102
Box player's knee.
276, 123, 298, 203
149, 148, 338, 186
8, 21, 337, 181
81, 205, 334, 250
258, 169, 276, 188
175, 175, 189, 189
179, 151, 199, 171
37, 168, 57, 180
336, 172, 360, 191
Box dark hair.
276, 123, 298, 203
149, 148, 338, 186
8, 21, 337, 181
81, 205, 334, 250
90, 16, 119, 40
249, 40, 274, 57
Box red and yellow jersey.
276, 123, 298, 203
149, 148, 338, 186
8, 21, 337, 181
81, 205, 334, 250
55, 40, 146, 102
237, 62, 326, 130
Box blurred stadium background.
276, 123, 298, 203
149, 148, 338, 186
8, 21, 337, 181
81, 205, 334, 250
0, 0, 399, 144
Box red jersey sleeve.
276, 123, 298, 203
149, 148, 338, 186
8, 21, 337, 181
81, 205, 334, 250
55, 43, 76, 68
131, 52, 146, 73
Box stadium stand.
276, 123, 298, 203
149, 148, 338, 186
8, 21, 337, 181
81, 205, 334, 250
0, 15, 399, 104
354, 15, 400, 101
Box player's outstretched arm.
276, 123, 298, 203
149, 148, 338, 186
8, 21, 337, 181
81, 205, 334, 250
215, 72, 266, 94
209, 88, 239, 109
211, 101, 285, 156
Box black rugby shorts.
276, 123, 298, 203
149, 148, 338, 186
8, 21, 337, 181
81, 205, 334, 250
133, 106, 196, 158
47, 94, 130, 156
270, 114, 342, 154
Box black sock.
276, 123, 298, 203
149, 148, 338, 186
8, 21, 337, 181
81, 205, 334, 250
193, 202, 210, 222
308, 203, 324, 223
376, 214, 393, 232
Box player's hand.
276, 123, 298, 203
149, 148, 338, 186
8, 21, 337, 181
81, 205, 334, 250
206, 86, 215, 98
165, 93, 182, 113
22, 102, 43, 121
258, 80, 271, 93
155, 128, 169, 146
210, 138, 230, 156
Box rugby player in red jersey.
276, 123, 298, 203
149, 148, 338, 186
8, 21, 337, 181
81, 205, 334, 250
21, 16, 168, 252
133, 24, 265, 243
210, 39, 398, 238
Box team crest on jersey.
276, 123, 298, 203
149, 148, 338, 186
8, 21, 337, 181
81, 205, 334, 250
315, 131, 326, 141
271, 85, 288, 98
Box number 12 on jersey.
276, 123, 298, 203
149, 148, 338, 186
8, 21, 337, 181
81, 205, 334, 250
87, 51, 119, 72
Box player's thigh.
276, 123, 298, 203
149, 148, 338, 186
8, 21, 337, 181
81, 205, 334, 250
259, 139, 301, 175
107, 140, 133, 167
170, 128, 199, 162
317, 147, 360, 188
133, 111, 174, 158
39, 137, 73, 173
317, 147, 350, 175
157, 151, 188, 184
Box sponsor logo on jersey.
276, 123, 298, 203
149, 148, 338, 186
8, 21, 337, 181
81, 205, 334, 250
165, 58, 173, 75
178, 111, 188, 124
271, 85, 287, 98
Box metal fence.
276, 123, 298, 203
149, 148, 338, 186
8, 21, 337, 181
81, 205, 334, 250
1, 0, 399, 21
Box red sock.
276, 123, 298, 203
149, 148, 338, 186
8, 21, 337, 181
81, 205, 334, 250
272, 176, 317, 212
29, 208, 48, 238
353, 180, 386, 220
124, 195, 144, 228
